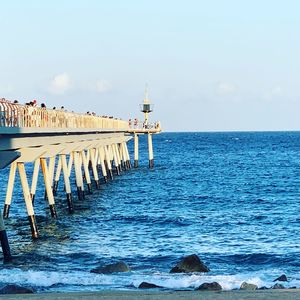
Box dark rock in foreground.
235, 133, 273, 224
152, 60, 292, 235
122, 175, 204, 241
240, 282, 258, 290
170, 254, 210, 273
196, 282, 222, 291
0, 284, 34, 294
91, 261, 130, 274
272, 283, 285, 289
273, 274, 288, 282
138, 282, 162, 289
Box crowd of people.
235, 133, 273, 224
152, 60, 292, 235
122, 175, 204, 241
0, 97, 122, 127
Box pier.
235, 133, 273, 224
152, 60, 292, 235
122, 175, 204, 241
0, 95, 161, 261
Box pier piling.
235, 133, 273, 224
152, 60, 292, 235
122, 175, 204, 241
3, 162, 17, 219
61, 154, 74, 213
134, 133, 139, 168
0, 210, 12, 262
90, 149, 100, 188
98, 147, 108, 183
53, 156, 62, 196
30, 159, 40, 203
40, 158, 58, 218
81, 151, 92, 194
74, 152, 85, 200
148, 133, 154, 168
18, 163, 39, 239
104, 146, 113, 180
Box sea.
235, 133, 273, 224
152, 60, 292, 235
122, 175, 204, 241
0, 131, 299, 292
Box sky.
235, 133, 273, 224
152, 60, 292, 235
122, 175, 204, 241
1, 0, 300, 132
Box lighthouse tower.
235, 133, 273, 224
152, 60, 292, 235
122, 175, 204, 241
133, 85, 155, 168
140, 85, 153, 128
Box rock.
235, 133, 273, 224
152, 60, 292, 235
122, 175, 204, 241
0, 284, 34, 294
273, 274, 288, 282
91, 261, 130, 274
170, 254, 210, 273
196, 282, 222, 291
258, 286, 269, 290
272, 283, 285, 289
240, 282, 258, 290
138, 282, 162, 289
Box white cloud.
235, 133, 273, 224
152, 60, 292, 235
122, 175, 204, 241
264, 86, 283, 101
48, 73, 72, 95
217, 82, 237, 96
95, 80, 112, 93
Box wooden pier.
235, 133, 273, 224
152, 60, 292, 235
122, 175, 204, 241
0, 95, 161, 261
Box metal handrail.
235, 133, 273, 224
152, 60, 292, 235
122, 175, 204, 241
128, 120, 161, 131
0, 100, 129, 131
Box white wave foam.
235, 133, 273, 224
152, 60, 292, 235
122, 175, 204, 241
132, 272, 300, 290
0, 269, 298, 291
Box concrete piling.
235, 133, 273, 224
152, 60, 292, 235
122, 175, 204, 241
53, 156, 62, 196
134, 133, 139, 168
112, 144, 120, 175
81, 150, 92, 194
67, 153, 73, 177
98, 147, 108, 183
115, 144, 122, 172
0, 210, 12, 262
124, 142, 132, 169
40, 158, 58, 218
48, 156, 56, 190
90, 149, 100, 189
104, 146, 113, 180
120, 143, 126, 170
61, 154, 74, 213
3, 162, 17, 219
17, 163, 39, 239
74, 152, 85, 200
30, 159, 40, 203
148, 133, 154, 168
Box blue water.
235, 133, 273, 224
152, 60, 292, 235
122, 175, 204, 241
0, 132, 299, 291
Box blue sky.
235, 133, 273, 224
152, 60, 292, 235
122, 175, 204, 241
1, 0, 300, 131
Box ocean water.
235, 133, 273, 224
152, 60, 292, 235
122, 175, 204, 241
0, 131, 299, 291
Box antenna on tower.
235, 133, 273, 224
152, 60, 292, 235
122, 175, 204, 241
144, 83, 149, 104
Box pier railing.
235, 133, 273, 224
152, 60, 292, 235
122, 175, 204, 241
0, 99, 129, 131
128, 120, 161, 133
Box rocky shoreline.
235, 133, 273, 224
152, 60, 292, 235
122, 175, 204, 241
0, 254, 298, 295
